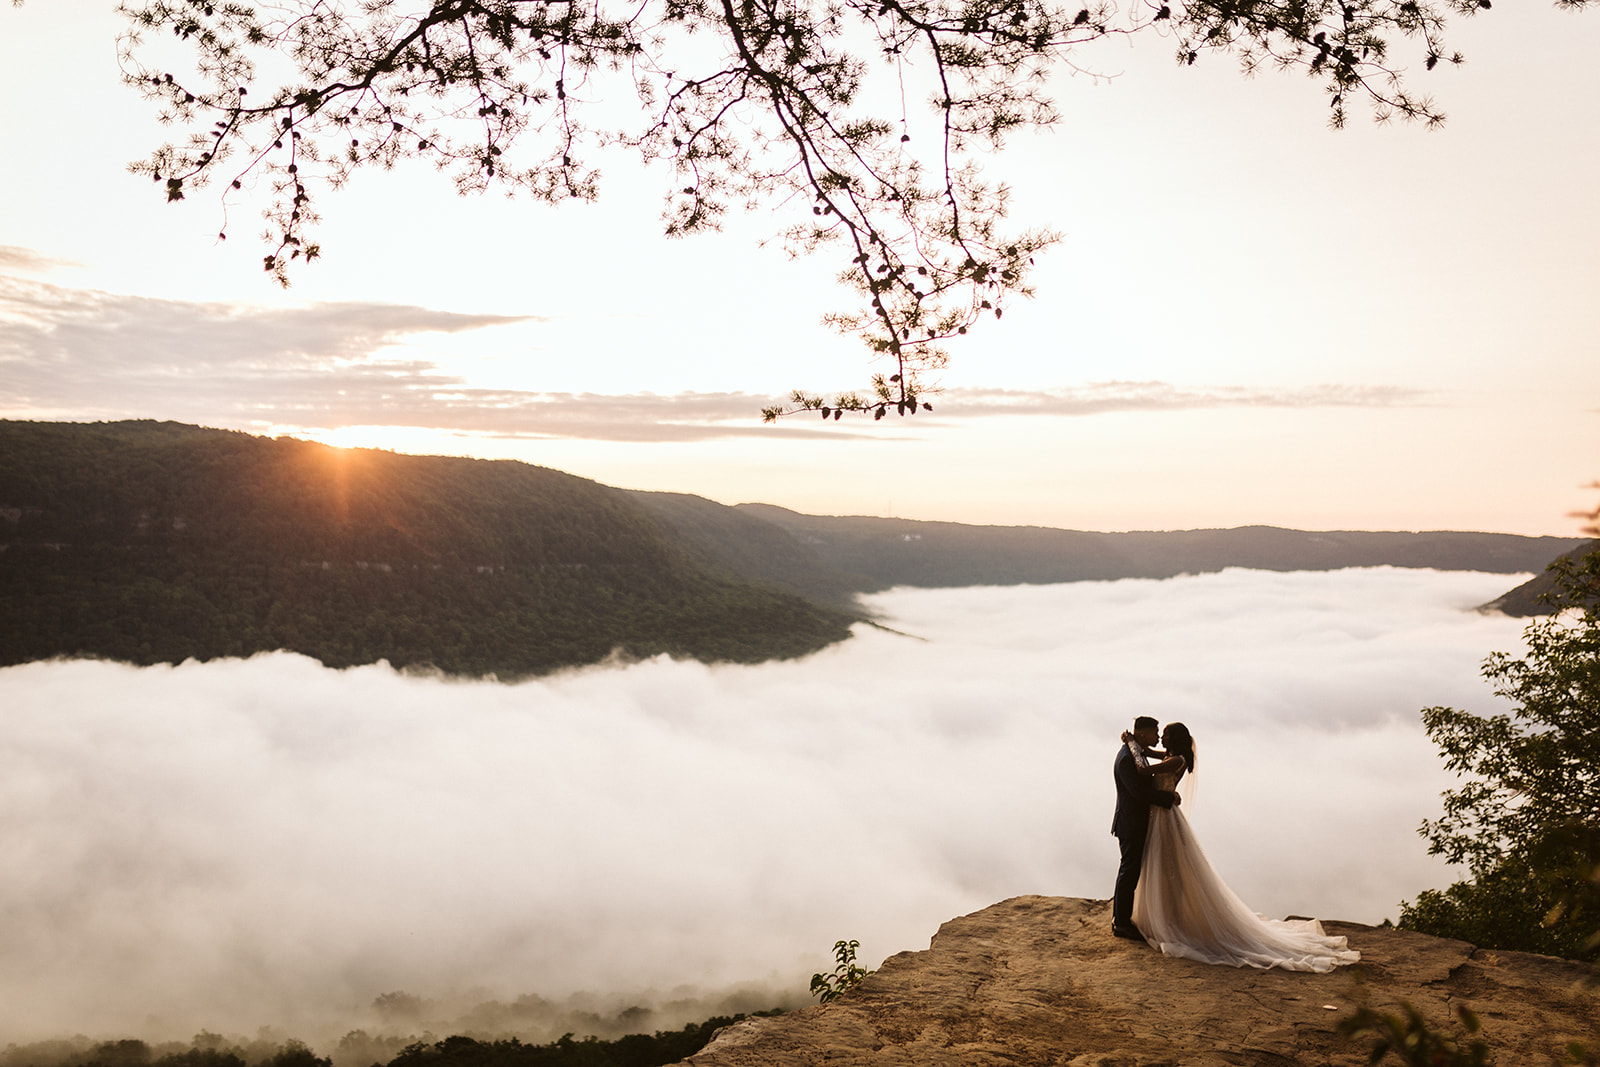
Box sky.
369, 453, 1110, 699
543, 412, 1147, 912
1, 0, 1598, 533
0, 568, 1529, 1048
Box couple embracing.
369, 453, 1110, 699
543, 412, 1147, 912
1111, 716, 1359, 972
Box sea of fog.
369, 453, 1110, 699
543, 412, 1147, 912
0, 567, 1530, 1050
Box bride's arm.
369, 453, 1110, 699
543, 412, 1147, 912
1133, 753, 1184, 777
1119, 730, 1169, 759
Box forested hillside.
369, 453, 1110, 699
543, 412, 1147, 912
0, 421, 857, 674
733, 505, 1586, 590
1477, 538, 1600, 616
627, 491, 884, 611
2, 420, 1579, 676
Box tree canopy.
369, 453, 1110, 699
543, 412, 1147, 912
114, 0, 1588, 416
1402, 547, 1600, 960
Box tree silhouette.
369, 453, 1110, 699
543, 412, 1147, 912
115, 0, 1590, 417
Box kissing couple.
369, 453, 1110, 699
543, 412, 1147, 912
1112, 716, 1359, 971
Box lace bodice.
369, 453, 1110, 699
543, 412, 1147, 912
1155, 756, 1186, 792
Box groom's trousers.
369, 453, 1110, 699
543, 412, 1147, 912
1112, 824, 1147, 927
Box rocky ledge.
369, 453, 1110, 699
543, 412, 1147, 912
680, 896, 1598, 1066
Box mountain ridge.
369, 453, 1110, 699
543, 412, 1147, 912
1, 420, 1585, 675
0, 420, 858, 673
1477, 538, 1600, 616
724, 502, 1583, 590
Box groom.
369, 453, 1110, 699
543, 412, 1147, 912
1111, 715, 1179, 942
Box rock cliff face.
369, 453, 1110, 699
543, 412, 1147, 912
680, 896, 1598, 1066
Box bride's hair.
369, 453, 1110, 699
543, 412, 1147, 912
1164, 722, 1196, 773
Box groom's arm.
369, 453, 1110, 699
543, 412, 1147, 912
1119, 732, 1161, 764
1114, 749, 1140, 792
1114, 749, 1148, 800
1115, 750, 1179, 808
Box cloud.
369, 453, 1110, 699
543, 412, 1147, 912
1, 268, 1428, 443
0, 246, 74, 275
0, 272, 856, 442
0, 567, 1527, 1048
0, 272, 532, 410
937, 382, 1433, 415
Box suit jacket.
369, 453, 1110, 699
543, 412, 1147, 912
1111, 743, 1175, 839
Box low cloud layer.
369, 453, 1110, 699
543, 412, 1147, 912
938, 382, 1431, 415
0, 568, 1525, 1046
2, 269, 1428, 443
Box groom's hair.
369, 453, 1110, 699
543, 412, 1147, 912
1132, 716, 1158, 732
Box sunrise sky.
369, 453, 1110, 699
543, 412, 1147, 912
2, 0, 1597, 534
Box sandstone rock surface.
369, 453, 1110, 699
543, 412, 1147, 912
680, 896, 1598, 1066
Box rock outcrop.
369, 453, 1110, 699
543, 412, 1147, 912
681, 896, 1598, 1066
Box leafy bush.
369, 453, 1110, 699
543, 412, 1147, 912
1339, 1003, 1490, 1067
1404, 549, 1600, 960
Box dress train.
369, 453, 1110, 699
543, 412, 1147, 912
1132, 773, 1359, 972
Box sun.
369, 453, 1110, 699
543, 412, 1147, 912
260, 423, 483, 458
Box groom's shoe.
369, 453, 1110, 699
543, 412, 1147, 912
1111, 922, 1147, 943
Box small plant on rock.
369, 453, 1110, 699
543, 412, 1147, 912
810, 940, 875, 1003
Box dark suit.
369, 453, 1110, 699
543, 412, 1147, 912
1111, 744, 1176, 929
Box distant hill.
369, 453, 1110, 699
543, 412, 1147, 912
2, 420, 1586, 676
626, 491, 885, 611
729, 504, 1587, 589
0, 420, 857, 674
1478, 539, 1600, 616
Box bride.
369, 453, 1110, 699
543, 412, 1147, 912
1129, 723, 1360, 972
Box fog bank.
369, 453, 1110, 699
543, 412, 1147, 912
0, 568, 1526, 1046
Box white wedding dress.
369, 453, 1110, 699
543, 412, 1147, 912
1132, 759, 1360, 972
